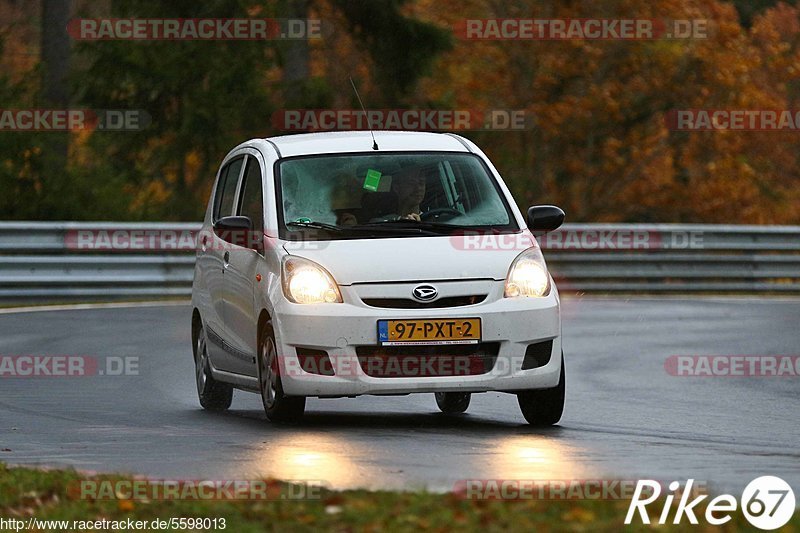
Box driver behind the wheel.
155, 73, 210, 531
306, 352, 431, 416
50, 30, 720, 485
334, 166, 428, 224
391, 166, 427, 221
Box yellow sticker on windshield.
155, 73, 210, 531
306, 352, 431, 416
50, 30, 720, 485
363, 169, 382, 192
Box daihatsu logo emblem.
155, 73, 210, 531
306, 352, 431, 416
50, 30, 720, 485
412, 284, 438, 301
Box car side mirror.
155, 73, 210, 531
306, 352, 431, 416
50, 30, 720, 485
526, 205, 565, 235
214, 216, 261, 251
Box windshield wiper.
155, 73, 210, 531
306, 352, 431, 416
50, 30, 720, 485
361, 219, 462, 234
286, 221, 343, 232
365, 219, 512, 235
286, 220, 438, 236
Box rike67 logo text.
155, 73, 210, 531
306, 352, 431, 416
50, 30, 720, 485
626, 476, 795, 530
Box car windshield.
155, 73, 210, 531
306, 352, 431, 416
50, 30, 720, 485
277, 152, 518, 240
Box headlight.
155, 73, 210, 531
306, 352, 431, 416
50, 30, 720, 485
281, 256, 343, 304
504, 246, 551, 298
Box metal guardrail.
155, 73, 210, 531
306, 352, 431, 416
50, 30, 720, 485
0, 222, 197, 300
541, 224, 800, 292
0, 222, 798, 301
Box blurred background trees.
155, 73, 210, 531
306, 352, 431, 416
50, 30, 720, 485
1, 0, 799, 223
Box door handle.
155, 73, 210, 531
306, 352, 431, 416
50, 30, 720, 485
223, 251, 230, 266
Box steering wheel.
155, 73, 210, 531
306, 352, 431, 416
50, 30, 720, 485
367, 214, 403, 223
421, 207, 462, 222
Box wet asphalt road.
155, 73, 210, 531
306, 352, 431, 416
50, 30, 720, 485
0, 297, 798, 495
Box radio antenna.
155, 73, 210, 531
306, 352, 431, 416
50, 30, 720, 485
349, 77, 379, 150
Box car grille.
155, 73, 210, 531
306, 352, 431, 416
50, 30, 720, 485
356, 343, 500, 378
361, 295, 486, 309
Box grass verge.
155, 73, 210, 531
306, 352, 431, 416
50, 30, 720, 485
1, 464, 797, 532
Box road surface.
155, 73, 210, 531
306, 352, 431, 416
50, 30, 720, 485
1, 297, 798, 495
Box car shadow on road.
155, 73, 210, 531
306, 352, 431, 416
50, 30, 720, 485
191, 407, 566, 436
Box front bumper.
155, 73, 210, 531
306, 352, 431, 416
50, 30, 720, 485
272, 280, 562, 397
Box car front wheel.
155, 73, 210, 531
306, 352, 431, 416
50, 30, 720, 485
517, 355, 565, 426
434, 392, 471, 414
194, 323, 233, 411
258, 322, 305, 423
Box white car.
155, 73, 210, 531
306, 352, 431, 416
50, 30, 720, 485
190, 131, 566, 425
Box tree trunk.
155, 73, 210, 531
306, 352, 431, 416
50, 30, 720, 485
281, 0, 310, 108
41, 0, 71, 108
40, 0, 72, 212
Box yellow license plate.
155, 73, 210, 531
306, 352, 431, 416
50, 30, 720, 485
378, 318, 481, 346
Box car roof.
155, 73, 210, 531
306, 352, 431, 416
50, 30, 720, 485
262, 131, 472, 158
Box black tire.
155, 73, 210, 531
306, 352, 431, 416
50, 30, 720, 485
517, 355, 565, 426
258, 322, 305, 423
194, 323, 233, 411
435, 392, 471, 414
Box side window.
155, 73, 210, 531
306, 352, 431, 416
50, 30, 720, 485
212, 165, 229, 221
213, 157, 244, 221
237, 156, 264, 233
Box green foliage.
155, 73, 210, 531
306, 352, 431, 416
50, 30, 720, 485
52, 0, 451, 220
72, 0, 276, 220
6, 0, 800, 223
0, 37, 44, 219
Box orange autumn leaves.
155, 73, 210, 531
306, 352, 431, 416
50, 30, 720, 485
411, 0, 800, 223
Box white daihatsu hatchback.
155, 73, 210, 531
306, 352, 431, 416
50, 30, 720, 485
190, 131, 566, 425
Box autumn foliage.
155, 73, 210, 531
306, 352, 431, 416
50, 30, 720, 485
1, 0, 800, 223
410, 0, 800, 223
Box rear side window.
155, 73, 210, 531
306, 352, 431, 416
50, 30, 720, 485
237, 156, 264, 233
213, 157, 244, 221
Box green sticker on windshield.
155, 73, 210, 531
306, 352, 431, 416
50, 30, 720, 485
363, 169, 382, 192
